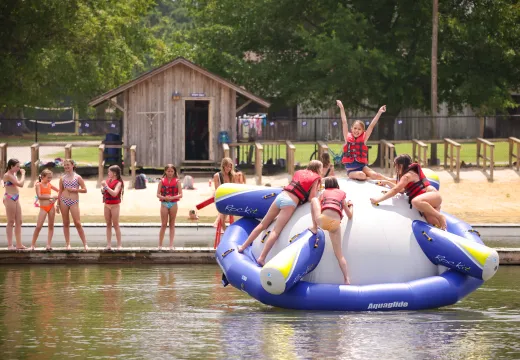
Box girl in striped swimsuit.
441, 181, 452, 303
58, 159, 88, 250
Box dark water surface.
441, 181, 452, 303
0, 265, 519, 359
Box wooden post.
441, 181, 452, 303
65, 144, 72, 159
379, 140, 385, 169
286, 140, 295, 175
444, 138, 461, 181
30, 143, 40, 187
98, 144, 105, 188
477, 138, 495, 181
412, 139, 428, 166
130, 145, 137, 189
381, 140, 395, 176
255, 142, 263, 185
0, 143, 7, 180
222, 143, 230, 159
317, 141, 328, 160
509, 137, 520, 171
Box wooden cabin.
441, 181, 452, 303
88, 57, 270, 169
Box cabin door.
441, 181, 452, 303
184, 100, 210, 160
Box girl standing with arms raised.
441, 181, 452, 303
2, 159, 26, 249
157, 164, 183, 250
337, 100, 388, 180
30, 169, 59, 250
101, 165, 124, 250
58, 159, 88, 250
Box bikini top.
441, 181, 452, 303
63, 175, 79, 189
39, 182, 51, 195
4, 181, 14, 187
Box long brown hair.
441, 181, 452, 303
394, 154, 413, 180
108, 165, 124, 198
324, 176, 340, 189
220, 157, 235, 180
162, 164, 178, 178
5, 158, 19, 172
320, 152, 331, 168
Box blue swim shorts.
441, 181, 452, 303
345, 160, 367, 174
274, 192, 297, 209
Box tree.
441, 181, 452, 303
187, 0, 520, 134
0, 0, 155, 123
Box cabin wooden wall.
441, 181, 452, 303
123, 63, 237, 167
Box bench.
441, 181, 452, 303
509, 137, 520, 172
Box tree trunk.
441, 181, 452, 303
430, 0, 439, 165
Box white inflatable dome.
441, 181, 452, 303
250, 179, 438, 285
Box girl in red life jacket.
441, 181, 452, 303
370, 154, 446, 230
213, 157, 235, 232
101, 165, 124, 250
157, 164, 183, 250
309, 176, 353, 285
337, 100, 390, 181
238, 160, 323, 266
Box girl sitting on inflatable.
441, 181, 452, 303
309, 176, 353, 285
238, 160, 323, 266
337, 100, 388, 180
370, 154, 447, 230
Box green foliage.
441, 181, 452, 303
187, 0, 520, 115
0, 0, 155, 112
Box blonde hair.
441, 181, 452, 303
220, 157, 235, 179
38, 169, 53, 182
351, 120, 366, 131
64, 158, 76, 171
307, 160, 323, 174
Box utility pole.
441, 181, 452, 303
430, 0, 439, 165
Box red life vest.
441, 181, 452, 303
342, 132, 368, 164
403, 163, 431, 206
161, 177, 179, 201
283, 170, 321, 205
321, 188, 347, 218
104, 179, 122, 204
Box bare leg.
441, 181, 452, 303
329, 228, 350, 284
257, 206, 296, 266
309, 198, 320, 234
348, 170, 367, 181
70, 204, 88, 250
31, 210, 48, 250
104, 205, 112, 250
47, 208, 55, 250
363, 166, 387, 180
411, 193, 446, 230
159, 204, 168, 249
111, 205, 122, 249
14, 201, 24, 249
168, 205, 178, 249
238, 202, 281, 253
4, 198, 16, 249
60, 203, 71, 250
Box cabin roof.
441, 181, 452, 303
88, 57, 271, 108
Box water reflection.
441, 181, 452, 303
0, 265, 518, 359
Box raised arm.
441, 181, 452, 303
9, 169, 26, 187
336, 100, 349, 143
364, 105, 386, 141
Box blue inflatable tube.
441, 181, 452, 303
216, 215, 486, 311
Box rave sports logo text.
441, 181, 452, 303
367, 301, 409, 310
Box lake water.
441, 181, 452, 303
0, 264, 519, 359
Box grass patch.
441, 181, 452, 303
46, 147, 100, 165
0, 134, 103, 146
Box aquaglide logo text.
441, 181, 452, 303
367, 301, 409, 310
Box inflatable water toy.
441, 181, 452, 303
214, 176, 499, 311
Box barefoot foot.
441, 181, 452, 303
16, 245, 27, 250
65, 245, 71, 250
29, 246, 35, 251
7, 245, 16, 250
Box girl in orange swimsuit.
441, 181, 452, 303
30, 169, 59, 251
2, 158, 26, 250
